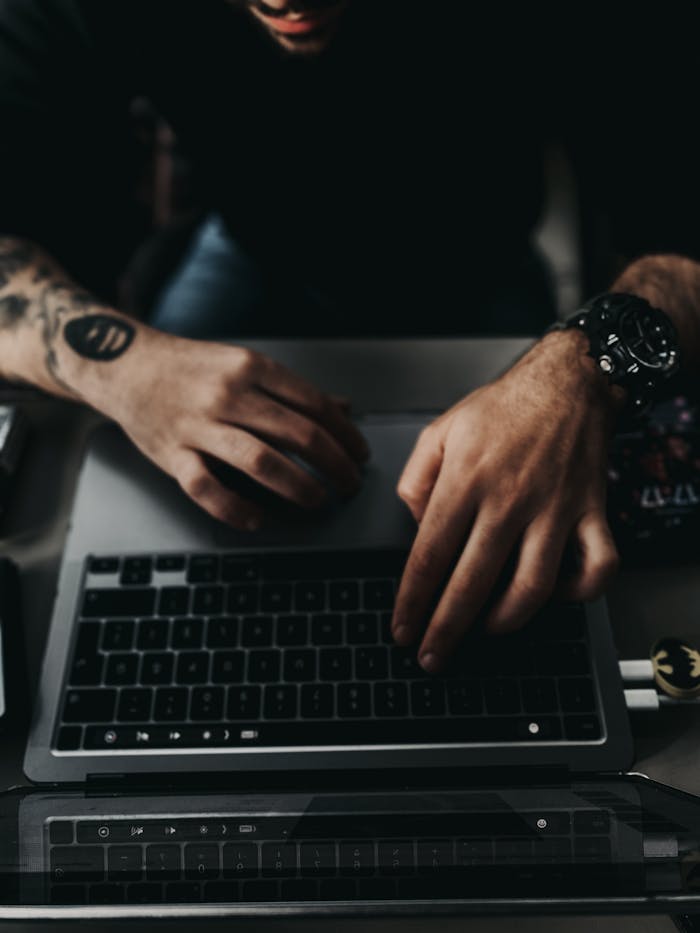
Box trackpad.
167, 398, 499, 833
213, 414, 429, 550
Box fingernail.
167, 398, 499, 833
392, 624, 410, 645
246, 516, 262, 532
419, 652, 439, 674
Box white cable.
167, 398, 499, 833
624, 688, 661, 712
619, 659, 655, 683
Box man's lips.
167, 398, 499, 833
254, 5, 341, 35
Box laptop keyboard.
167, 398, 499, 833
55, 549, 602, 752
45, 807, 614, 904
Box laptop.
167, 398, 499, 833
10, 339, 656, 915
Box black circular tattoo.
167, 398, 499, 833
63, 314, 135, 361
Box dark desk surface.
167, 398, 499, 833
0, 338, 696, 931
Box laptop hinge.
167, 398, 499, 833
86, 764, 574, 796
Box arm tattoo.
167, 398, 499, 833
63, 315, 135, 361
0, 294, 30, 328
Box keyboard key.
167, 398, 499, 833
221, 555, 259, 582
207, 617, 238, 648
411, 681, 446, 716
574, 810, 610, 834
117, 688, 153, 721
205, 880, 239, 902
176, 652, 210, 684
155, 554, 186, 572
337, 683, 371, 717
261, 583, 292, 612
558, 678, 595, 712
137, 618, 168, 650
446, 680, 482, 715
484, 679, 520, 714
347, 613, 378, 645
187, 554, 220, 583
228, 686, 261, 719
70, 632, 104, 686
227, 585, 258, 613
172, 618, 204, 649
63, 688, 116, 723
300, 842, 336, 875
391, 647, 426, 679
51, 885, 87, 904
166, 881, 202, 902
377, 841, 415, 875
374, 682, 408, 716
211, 650, 245, 683
301, 684, 334, 718
193, 586, 225, 616
515, 716, 562, 741
185, 844, 221, 880
536, 642, 589, 675
154, 687, 188, 720
339, 842, 374, 876
283, 649, 316, 682
262, 842, 297, 877
380, 612, 394, 644
82, 588, 156, 618
564, 715, 600, 740
89, 883, 125, 904
574, 836, 611, 860
223, 843, 259, 877
355, 646, 388, 679
319, 647, 351, 680
330, 581, 359, 611
363, 579, 395, 610
276, 614, 308, 646
108, 846, 143, 881
56, 725, 82, 750
51, 846, 104, 882
248, 650, 281, 682
190, 687, 224, 720
158, 587, 190, 616
105, 653, 138, 686
102, 620, 134, 651
294, 581, 325, 611
49, 821, 74, 845
127, 882, 162, 904
312, 614, 343, 645
417, 841, 454, 870
264, 684, 297, 718
121, 557, 152, 586
521, 678, 558, 713
140, 652, 174, 685
241, 616, 273, 647
90, 556, 119, 574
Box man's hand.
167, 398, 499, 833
102, 330, 369, 530
392, 329, 621, 673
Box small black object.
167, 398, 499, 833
0, 404, 28, 518
0, 556, 27, 733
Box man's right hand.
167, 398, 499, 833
100, 330, 370, 530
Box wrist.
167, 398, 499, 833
537, 327, 627, 417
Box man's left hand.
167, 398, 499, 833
392, 329, 621, 673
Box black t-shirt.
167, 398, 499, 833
6, 3, 693, 335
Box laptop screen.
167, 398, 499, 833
1, 775, 699, 917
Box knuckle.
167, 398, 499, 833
243, 442, 273, 476
178, 465, 210, 501
511, 574, 552, 607
234, 347, 259, 379
408, 544, 441, 582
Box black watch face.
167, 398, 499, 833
618, 305, 679, 373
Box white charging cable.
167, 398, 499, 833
619, 659, 700, 710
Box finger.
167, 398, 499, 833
397, 422, 446, 523
255, 357, 370, 463
556, 510, 619, 601
201, 423, 328, 510
226, 388, 361, 496
416, 508, 520, 673
391, 468, 475, 647
175, 450, 264, 530
483, 514, 567, 635
329, 393, 352, 413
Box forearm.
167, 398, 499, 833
611, 253, 700, 372
0, 236, 144, 411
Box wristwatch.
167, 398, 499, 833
554, 292, 681, 416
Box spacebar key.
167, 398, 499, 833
82, 588, 156, 617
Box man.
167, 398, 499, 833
0, 0, 697, 674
